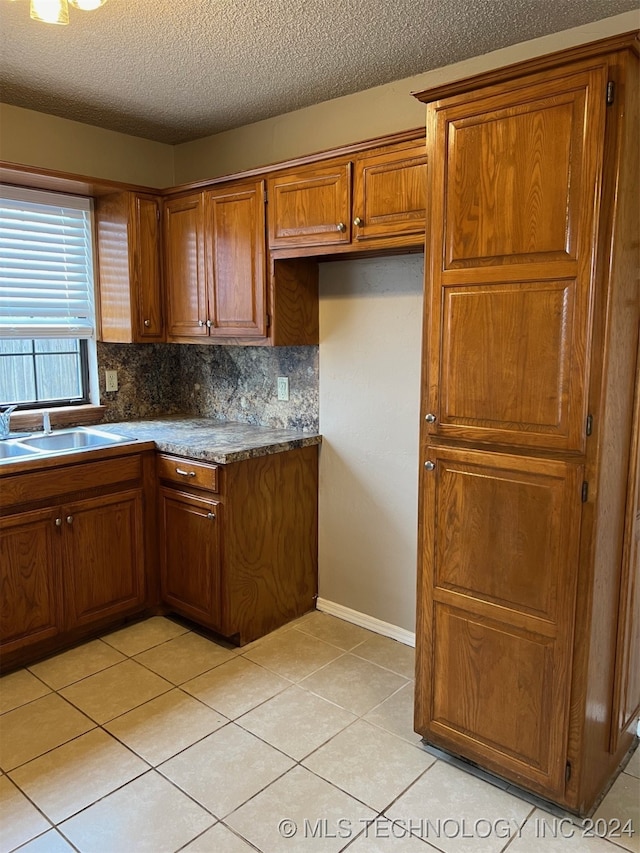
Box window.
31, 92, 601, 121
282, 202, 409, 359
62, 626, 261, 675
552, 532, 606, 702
0, 186, 97, 409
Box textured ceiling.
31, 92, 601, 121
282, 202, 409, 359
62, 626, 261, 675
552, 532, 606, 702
0, 0, 638, 144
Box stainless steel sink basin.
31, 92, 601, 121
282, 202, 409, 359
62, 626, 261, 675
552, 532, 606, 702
0, 441, 41, 459
20, 428, 130, 451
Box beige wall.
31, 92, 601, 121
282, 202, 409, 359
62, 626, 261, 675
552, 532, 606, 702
318, 256, 424, 633
173, 10, 639, 184
0, 104, 174, 188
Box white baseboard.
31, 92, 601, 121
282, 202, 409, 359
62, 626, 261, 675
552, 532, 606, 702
316, 598, 415, 647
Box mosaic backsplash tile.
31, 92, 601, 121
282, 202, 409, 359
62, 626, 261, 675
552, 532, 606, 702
98, 342, 319, 432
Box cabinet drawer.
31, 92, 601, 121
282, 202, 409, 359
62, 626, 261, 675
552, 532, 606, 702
157, 454, 219, 493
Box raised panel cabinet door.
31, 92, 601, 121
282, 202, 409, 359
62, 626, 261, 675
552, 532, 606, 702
268, 162, 351, 249
0, 508, 63, 654
352, 142, 427, 242
159, 487, 222, 628
206, 181, 266, 338
416, 446, 583, 796
132, 193, 164, 340
164, 193, 208, 339
423, 65, 607, 451
63, 490, 145, 629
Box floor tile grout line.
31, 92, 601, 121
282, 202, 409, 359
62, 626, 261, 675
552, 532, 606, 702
1, 774, 57, 852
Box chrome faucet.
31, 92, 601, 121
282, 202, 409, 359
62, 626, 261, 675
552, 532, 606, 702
0, 405, 17, 439
42, 410, 52, 434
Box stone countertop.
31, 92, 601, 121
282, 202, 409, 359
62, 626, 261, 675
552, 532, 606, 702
99, 417, 322, 464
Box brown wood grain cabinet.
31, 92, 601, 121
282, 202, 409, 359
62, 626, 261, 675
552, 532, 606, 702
163, 191, 208, 339
96, 192, 164, 342
267, 138, 426, 254
352, 140, 427, 245
414, 34, 639, 814
0, 451, 153, 668
157, 446, 318, 644
268, 162, 352, 249
164, 182, 268, 342
0, 507, 64, 654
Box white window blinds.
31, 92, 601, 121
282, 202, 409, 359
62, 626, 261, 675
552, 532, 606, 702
0, 186, 96, 339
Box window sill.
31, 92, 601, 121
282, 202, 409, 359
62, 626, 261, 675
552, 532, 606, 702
8, 405, 106, 432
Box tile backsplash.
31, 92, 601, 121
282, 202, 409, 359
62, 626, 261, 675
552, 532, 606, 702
97, 342, 319, 431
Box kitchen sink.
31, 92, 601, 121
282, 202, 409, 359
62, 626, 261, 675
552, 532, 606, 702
20, 428, 130, 451
0, 442, 41, 459
0, 427, 134, 463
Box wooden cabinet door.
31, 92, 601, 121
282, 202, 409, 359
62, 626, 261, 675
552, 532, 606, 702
132, 193, 163, 340
268, 163, 351, 249
164, 193, 208, 339
63, 490, 145, 629
206, 181, 267, 338
423, 66, 607, 451
416, 446, 582, 796
352, 142, 426, 243
0, 508, 63, 653
159, 487, 222, 628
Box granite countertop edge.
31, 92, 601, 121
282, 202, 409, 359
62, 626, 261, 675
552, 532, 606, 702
100, 417, 322, 465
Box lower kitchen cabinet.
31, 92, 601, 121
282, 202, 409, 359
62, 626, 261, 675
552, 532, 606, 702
63, 490, 146, 629
159, 487, 222, 628
0, 451, 154, 668
0, 507, 64, 653
157, 444, 318, 644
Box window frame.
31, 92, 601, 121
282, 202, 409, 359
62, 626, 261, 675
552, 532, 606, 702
0, 185, 99, 411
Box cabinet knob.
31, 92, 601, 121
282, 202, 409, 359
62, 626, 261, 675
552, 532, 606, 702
353, 217, 363, 227
198, 319, 205, 327
336, 222, 347, 232
207, 512, 216, 520
143, 319, 151, 327
175, 468, 196, 477
425, 413, 437, 424
55, 517, 62, 527
66, 515, 74, 524
424, 461, 435, 471
206, 319, 212, 328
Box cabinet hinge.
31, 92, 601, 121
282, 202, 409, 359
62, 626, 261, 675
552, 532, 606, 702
566, 761, 572, 783
263, 189, 268, 204
156, 207, 161, 221
586, 414, 593, 436
606, 81, 615, 106
265, 313, 271, 328
581, 482, 589, 503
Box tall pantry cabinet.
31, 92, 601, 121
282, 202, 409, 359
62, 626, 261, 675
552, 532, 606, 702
414, 33, 639, 814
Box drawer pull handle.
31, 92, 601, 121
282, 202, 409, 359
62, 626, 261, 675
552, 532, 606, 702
207, 512, 216, 520
175, 468, 196, 477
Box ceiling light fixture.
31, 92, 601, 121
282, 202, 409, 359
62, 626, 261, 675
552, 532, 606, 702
6, 0, 107, 25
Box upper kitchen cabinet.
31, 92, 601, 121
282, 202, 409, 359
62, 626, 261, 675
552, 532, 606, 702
163, 191, 208, 339
164, 183, 267, 343
267, 132, 426, 255
268, 162, 352, 250
96, 192, 164, 342
205, 181, 267, 340
352, 139, 426, 245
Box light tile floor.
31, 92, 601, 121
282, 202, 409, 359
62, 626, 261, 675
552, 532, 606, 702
0, 613, 638, 853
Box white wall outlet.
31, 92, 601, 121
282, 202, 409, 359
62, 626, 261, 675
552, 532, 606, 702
105, 370, 119, 392
277, 376, 289, 401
